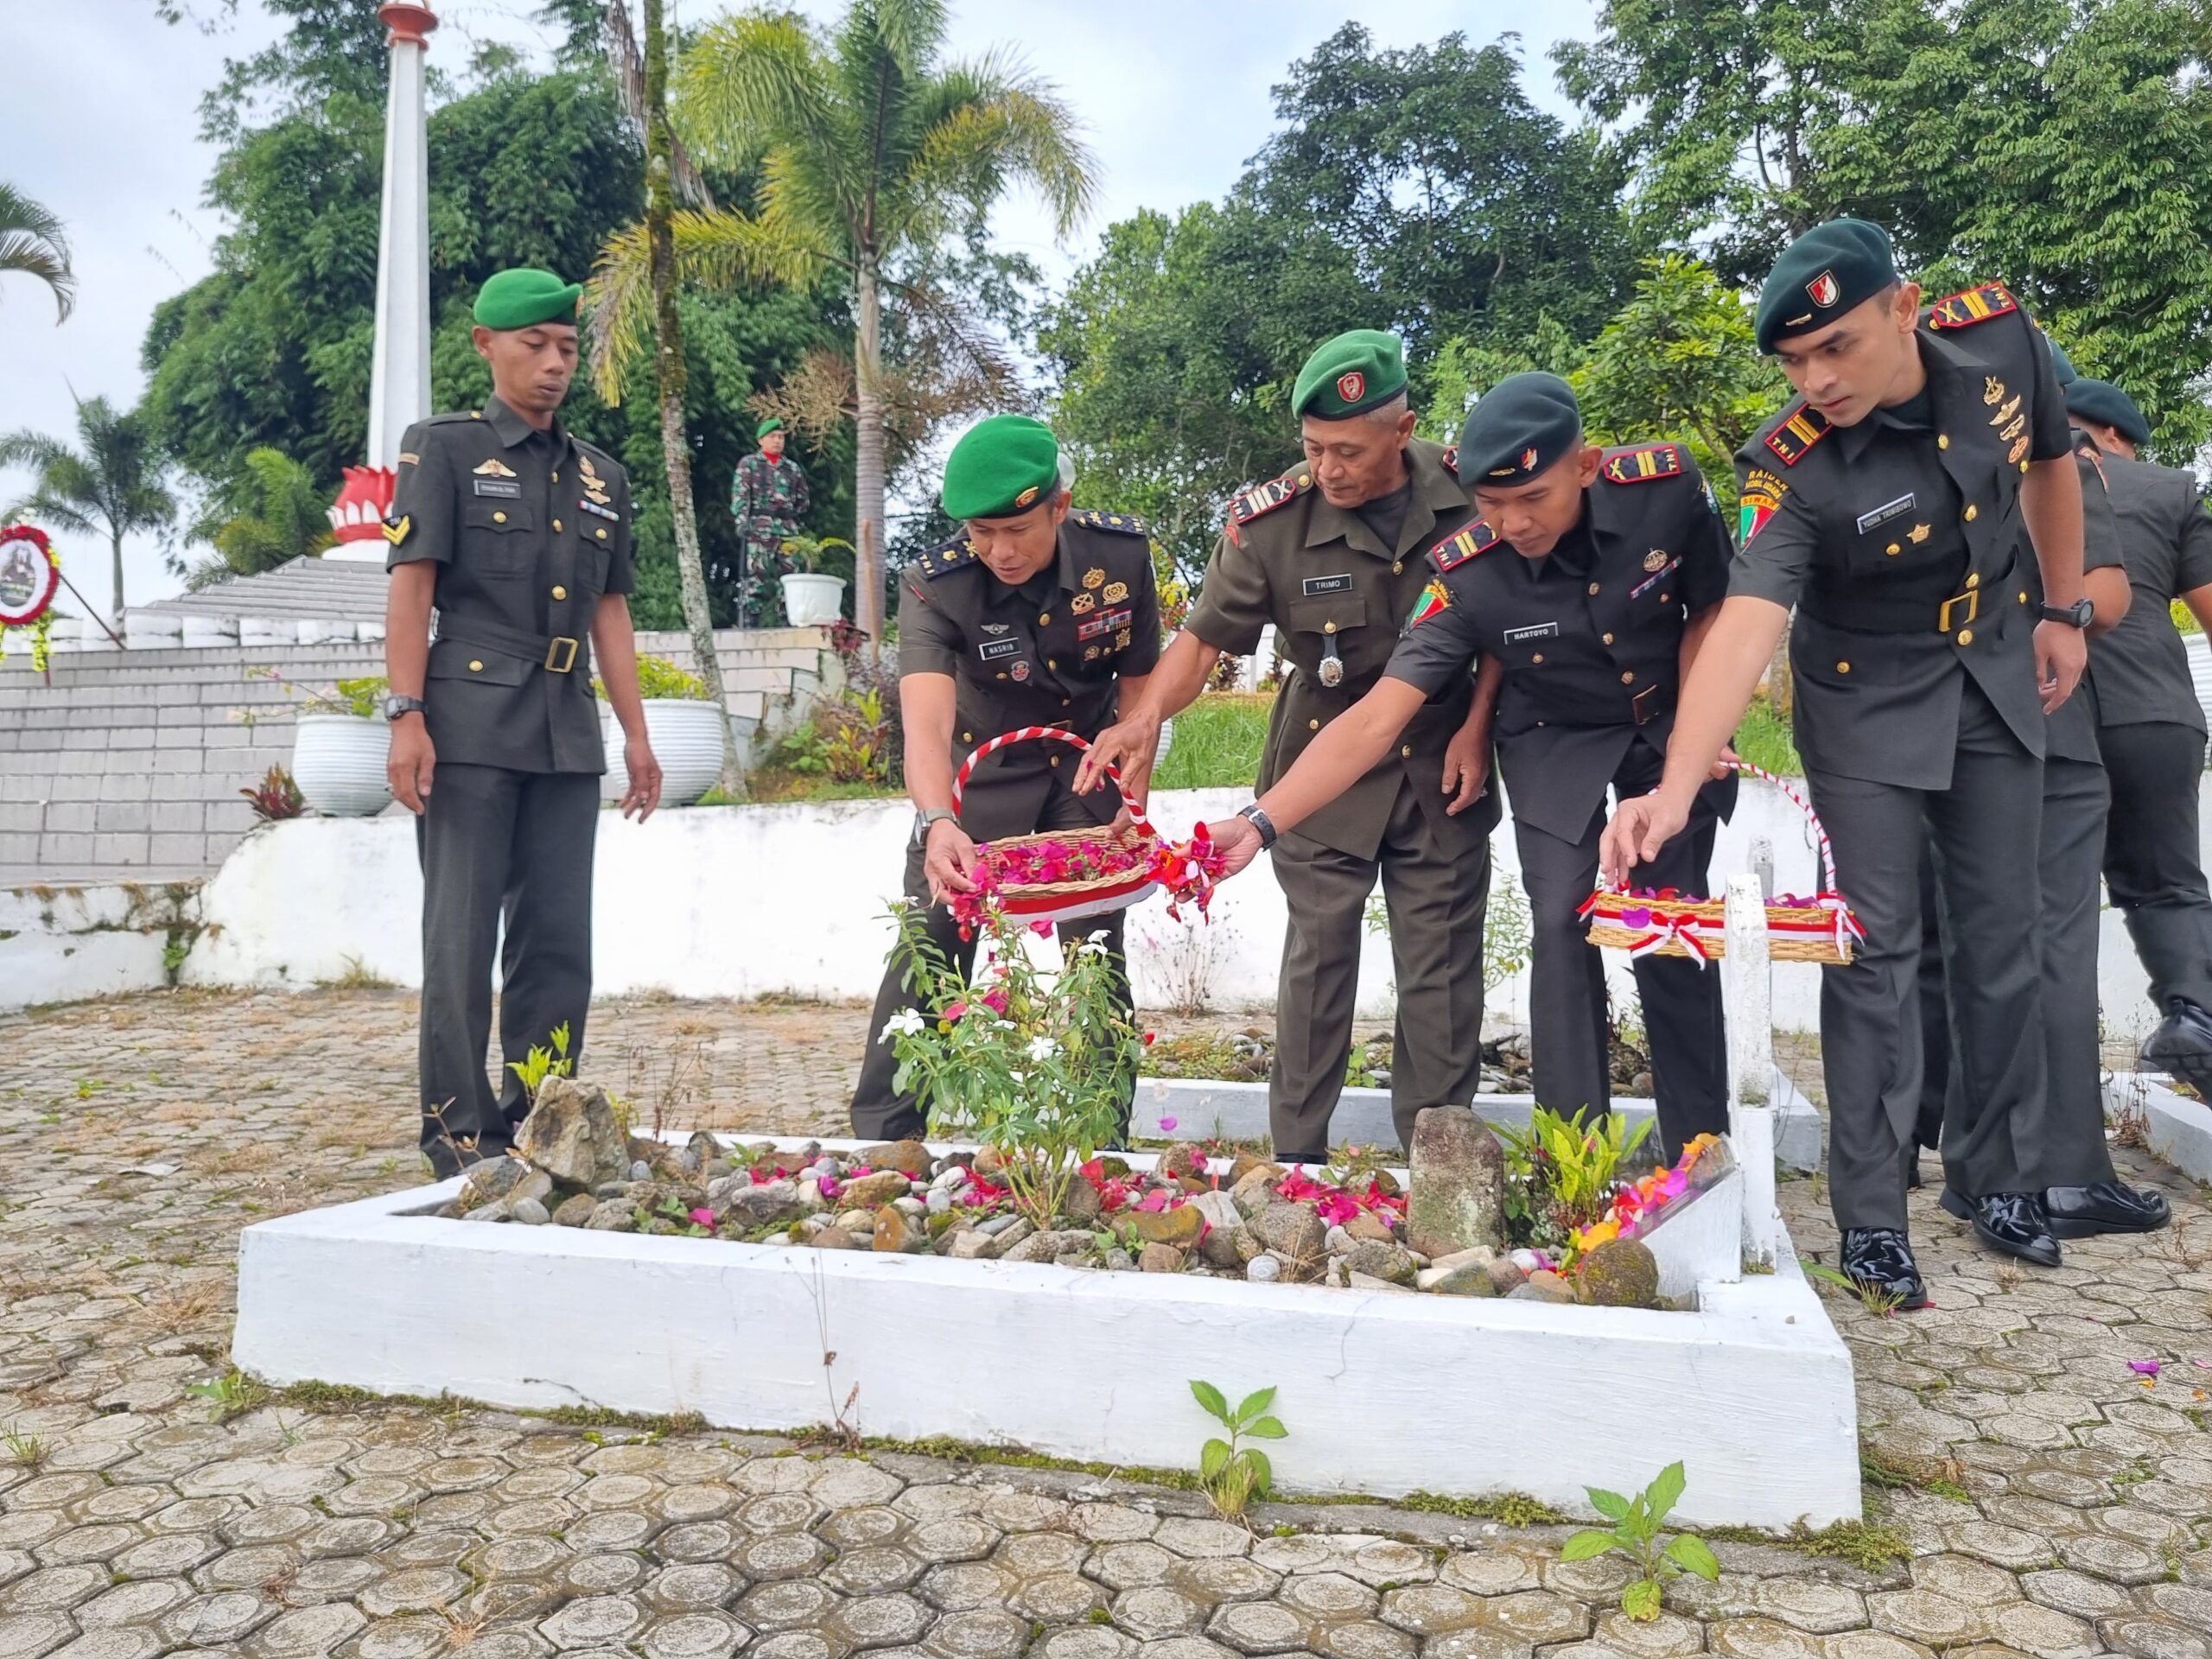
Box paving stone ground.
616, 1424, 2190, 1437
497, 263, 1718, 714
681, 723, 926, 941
5, 988, 2212, 1659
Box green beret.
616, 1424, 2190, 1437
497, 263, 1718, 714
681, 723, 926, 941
2046, 337, 2078, 386
473, 268, 582, 331
1755, 219, 1898, 353
1454, 372, 1581, 488
757, 417, 784, 441
1293, 329, 1408, 419
941, 414, 1060, 520
2064, 378, 2151, 445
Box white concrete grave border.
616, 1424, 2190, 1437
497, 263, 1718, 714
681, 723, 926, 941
233, 1134, 1857, 1529
2105, 1071, 2212, 1185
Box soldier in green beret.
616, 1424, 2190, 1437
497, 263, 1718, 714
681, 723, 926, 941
850, 415, 1161, 1140
729, 417, 810, 625
1602, 219, 2091, 1301
2066, 378, 2212, 1100
1077, 329, 1498, 1161
383, 266, 664, 1175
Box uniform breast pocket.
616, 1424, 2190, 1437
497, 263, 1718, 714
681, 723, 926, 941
462, 502, 537, 577
1287, 594, 1369, 639
575, 519, 615, 598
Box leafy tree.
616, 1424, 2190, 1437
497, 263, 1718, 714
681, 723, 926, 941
0, 184, 74, 321
180, 447, 334, 588
588, 0, 1098, 649
0, 393, 176, 626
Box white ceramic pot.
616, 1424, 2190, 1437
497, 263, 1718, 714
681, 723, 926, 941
603, 699, 727, 806
781, 571, 848, 626
293, 715, 392, 817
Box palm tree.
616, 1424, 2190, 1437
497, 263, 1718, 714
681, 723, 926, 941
0, 393, 176, 627
181, 447, 334, 588
0, 184, 74, 321
587, 0, 1097, 647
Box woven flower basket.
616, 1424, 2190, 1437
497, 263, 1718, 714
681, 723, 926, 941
1580, 762, 1865, 965
953, 727, 1163, 925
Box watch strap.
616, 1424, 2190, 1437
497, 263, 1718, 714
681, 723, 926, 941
918, 807, 959, 829
1236, 804, 1279, 849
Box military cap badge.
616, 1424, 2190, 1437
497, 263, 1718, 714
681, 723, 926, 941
1806, 270, 1840, 308
1337, 371, 1365, 404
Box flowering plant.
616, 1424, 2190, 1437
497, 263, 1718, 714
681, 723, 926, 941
881, 902, 1141, 1228
1497, 1105, 1653, 1250
1568, 1133, 1728, 1261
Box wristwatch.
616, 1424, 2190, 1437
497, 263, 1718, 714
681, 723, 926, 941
384, 694, 427, 721
1236, 804, 1280, 849
918, 808, 958, 830
2037, 597, 2094, 629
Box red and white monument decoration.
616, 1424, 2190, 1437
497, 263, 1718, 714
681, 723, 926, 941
327, 0, 437, 562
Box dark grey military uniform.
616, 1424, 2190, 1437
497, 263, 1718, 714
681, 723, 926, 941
1385, 443, 1736, 1160
385, 395, 634, 1173
850, 510, 1162, 1141
1731, 282, 2073, 1228
1185, 438, 1499, 1157
1920, 437, 2126, 1188
2088, 454, 2212, 1013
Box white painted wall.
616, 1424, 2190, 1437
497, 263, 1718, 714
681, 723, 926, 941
176, 778, 2201, 1038
3, 882, 197, 1012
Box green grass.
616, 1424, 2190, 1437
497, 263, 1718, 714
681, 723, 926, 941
1152, 693, 1274, 791
1731, 692, 1802, 777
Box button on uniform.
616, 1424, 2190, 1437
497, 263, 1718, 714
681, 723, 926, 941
551, 585, 567, 600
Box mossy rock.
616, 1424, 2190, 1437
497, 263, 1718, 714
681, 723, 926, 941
1574, 1237, 1661, 1308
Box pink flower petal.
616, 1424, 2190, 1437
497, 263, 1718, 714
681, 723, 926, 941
2130, 1360, 2162, 1377
1159, 1116, 1178, 1132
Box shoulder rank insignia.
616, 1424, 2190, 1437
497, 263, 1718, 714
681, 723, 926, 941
1928, 283, 2018, 331
1763, 404, 1832, 467
1599, 443, 1684, 486
381, 514, 411, 547
916, 536, 979, 580
1429, 520, 1500, 573
1225, 469, 1314, 543
473, 458, 518, 479
1067, 508, 1149, 537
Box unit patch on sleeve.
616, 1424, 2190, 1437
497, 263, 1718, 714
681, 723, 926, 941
1600, 444, 1684, 486
1928, 283, 2019, 331
1738, 467, 1788, 543
1428, 521, 1499, 573
1407, 578, 1452, 628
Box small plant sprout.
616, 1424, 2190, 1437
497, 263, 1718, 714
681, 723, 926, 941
1560, 1461, 1720, 1620
506, 1023, 575, 1102
184, 1368, 270, 1424
1190, 1381, 1287, 1520
2, 1424, 44, 1468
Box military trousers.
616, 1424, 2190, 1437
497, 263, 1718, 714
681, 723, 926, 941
1916, 756, 2115, 1191
1516, 743, 1731, 1166
1268, 779, 1491, 1159
416, 763, 601, 1177
1809, 685, 2048, 1230
2099, 721, 2212, 1012
849, 795, 1135, 1143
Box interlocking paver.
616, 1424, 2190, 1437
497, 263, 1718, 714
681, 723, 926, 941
3, 995, 2207, 1659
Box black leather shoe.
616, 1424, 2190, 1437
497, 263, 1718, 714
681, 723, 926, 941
1839, 1227, 1931, 1310
2144, 997, 2212, 1094
2044, 1180, 2171, 1237
1967, 1191, 2062, 1266
1274, 1150, 1325, 1166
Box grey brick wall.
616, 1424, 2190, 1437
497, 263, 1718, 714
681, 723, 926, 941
0, 627, 839, 881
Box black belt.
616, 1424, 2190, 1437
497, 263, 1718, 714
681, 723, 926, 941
1805, 561, 2009, 636
438, 619, 588, 674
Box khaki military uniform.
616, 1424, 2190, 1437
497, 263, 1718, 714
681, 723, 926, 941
1185, 438, 1498, 1157
385, 395, 635, 1173
850, 510, 1162, 1141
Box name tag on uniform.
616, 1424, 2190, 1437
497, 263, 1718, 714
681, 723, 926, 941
1503, 621, 1559, 644
1855, 493, 1916, 534
578, 497, 620, 522
1078, 608, 1133, 641
1303, 573, 1353, 596
977, 639, 1022, 661
474, 479, 522, 499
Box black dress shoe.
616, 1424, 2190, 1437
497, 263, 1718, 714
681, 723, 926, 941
2044, 1180, 2171, 1237
2144, 997, 2212, 1094
1839, 1227, 1931, 1310
1967, 1191, 2062, 1267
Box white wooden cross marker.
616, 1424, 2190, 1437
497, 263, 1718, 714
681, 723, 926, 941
1723, 872, 1778, 1268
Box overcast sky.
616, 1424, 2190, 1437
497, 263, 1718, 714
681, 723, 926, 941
3, 0, 1599, 622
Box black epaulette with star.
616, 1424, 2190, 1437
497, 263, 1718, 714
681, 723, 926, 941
1599, 443, 1685, 486
1429, 520, 1500, 573
1225, 468, 1314, 543
1067, 508, 1149, 537
915, 535, 979, 580
1927, 283, 2018, 331
1762, 403, 1832, 467
425, 411, 480, 425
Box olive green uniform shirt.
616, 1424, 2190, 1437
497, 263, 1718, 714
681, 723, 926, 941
385, 396, 635, 775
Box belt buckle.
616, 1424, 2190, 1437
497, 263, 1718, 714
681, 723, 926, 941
1630, 684, 1662, 726
543, 636, 580, 673
1937, 588, 1979, 634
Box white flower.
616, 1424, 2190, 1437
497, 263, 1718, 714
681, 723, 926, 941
1077, 930, 1112, 958
879, 1008, 926, 1043
1026, 1034, 1060, 1062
